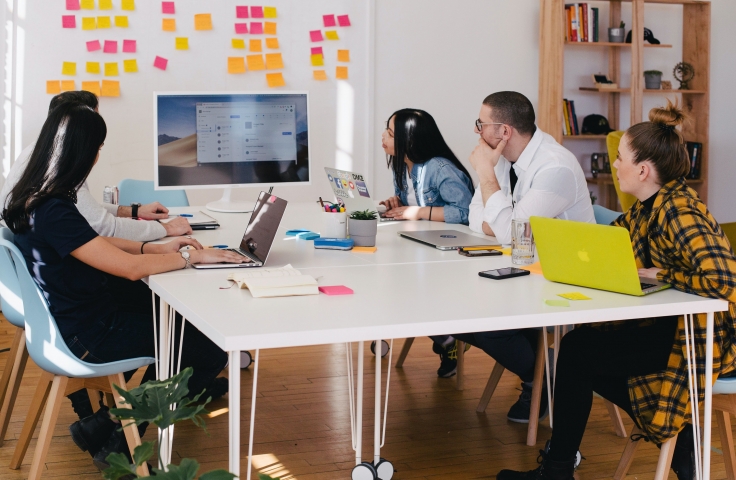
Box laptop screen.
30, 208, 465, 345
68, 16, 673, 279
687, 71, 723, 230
239, 192, 288, 263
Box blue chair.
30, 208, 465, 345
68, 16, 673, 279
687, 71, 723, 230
0, 231, 155, 479
118, 178, 189, 207
593, 204, 621, 226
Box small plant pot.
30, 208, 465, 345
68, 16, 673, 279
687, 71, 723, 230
348, 218, 378, 247
644, 73, 662, 90
608, 28, 625, 43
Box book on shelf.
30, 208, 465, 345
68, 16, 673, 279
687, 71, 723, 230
686, 141, 703, 179
562, 99, 580, 135
565, 4, 599, 42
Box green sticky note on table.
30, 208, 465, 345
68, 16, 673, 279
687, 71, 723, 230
545, 299, 570, 307
558, 292, 591, 301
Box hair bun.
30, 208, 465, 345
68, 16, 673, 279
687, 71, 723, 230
648, 99, 687, 128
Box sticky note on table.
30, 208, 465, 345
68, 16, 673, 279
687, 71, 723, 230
265, 53, 283, 69
250, 22, 263, 34
66, 0, 80, 10
122, 39, 136, 53
195, 14, 213, 31
323, 14, 336, 27
337, 14, 351, 27
227, 57, 246, 74
337, 49, 350, 62
264, 21, 276, 35
62, 62, 76, 76
121, 0, 135, 11
310, 30, 323, 42
62, 15, 76, 28
104, 62, 119, 76
86, 62, 101, 74
123, 59, 138, 72
520, 261, 543, 275
162, 18, 176, 31
235, 23, 248, 34
266, 72, 285, 88
47, 80, 61, 94
250, 6, 263, 18
236, 6, 249, 18
103, 40, 118, 53
61, 80, 76, 92
545, 299, 570, 307
265, 37, 279, 49
101, 80, 120, 97
80, 0, 94, 9
248, 39, 261, 52
82, 17, 96, 30
285, 229, 312, 236
352, 246, 377, 253
336, 66, 348, 79
325, 30, 339, 40
310, 53, 324, 67
264, 6, 277, 18
99, 0, 112, 9
162, 1, 175, 14
246, 54, 265, 70
86, 40, 101, 51
313, 70, 327, 81
97, 16, 111, 29
319, 285, 353, 296
558, 292, 591, 301
82, 81, 101, 95
114, 16, 129, 28
296, 231, 320, 240
232, 39, 245, 49
175, 37, 189, 50
153, 56, 168, 70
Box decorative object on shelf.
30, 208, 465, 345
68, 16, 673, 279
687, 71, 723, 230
348, 209, 378, 247
582, 115, 612, 135
601, 153, 611, 174
609, 21, 625, 43
644, 70, 663, 89
589, 190, 597, 205
673, 62, 695, 90
563, 99, 580, 135
625, 27, 661, 45
686, 141, 703, 179
661, 80, 672, 91
590, 154, 600, 178
565, 3, 599, 43
592, 73, 618, 90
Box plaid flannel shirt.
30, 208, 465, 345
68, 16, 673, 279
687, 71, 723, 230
605, 178, 736, 444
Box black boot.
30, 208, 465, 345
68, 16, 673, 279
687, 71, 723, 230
671, 423, 695, 480
497, 450, 576, 480
93, 428, 131, 471
69, 405, 117, 458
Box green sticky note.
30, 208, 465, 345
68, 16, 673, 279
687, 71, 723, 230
545, 299, 570, 307
558, 292, 591, 301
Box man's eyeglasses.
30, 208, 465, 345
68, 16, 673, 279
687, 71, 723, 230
475, 119, 504, 131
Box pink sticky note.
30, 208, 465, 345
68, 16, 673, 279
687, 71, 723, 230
103, 40, 118, 53
310, 30, 323, 42
337, 14, 351, 27
311, 46, 323, 56
319, 285, 354, 296
62, 15, 77, 28
162, 2, 175, 14
250, 6, 263, 18
66, 0, 80, 10
86, 40, 101, 52
323, 14, 336, 27
236, 6, 249, 18
153, 56, 168, 70
250, 22, 263, 34
122, 39, 136, 53
235, 23, 248, 34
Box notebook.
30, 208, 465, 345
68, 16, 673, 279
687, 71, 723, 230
162, 211, 220, 230
228, 265, 318, 298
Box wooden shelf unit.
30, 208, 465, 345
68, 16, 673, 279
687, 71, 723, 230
539, 0, 711, 209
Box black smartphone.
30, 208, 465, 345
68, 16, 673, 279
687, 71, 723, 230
458, 249, 503, 257
478, 267, 531, 280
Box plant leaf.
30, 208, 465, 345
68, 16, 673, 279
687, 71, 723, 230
132, 441, 155, 468
257, 474, 277, 480
101, 452, 137, 480
200, 469, 238, 480
151, 458, 200, 480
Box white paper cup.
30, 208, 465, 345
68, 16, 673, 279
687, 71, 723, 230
322, 211, 347, 239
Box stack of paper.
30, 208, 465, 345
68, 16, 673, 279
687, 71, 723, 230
228, 265, 318, 298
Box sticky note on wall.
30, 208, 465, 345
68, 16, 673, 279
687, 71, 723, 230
154, 56, 168, 70
246, 54, 265, 70
104, 62, 119, 76
62, 15, 76, 28
264, 22, 276, 35
250, 22, 263, 34
194, 14, 212, 31
97, 16, 111, 29
236, 6, 249, 18
310, 54, 324, 67
235, 23, 248, 34
337, 49, 350, 62
162, 1, 175, 14
249, 39, 262, 52
101, 80, 120, 97
311, 46, 323, 55
82, 17, 96, 30
62, 62, 77, 76
310, 30, 323, 42
336, 66, 348, 79
265, 53, 283, 69
122, 39, 136, 53
114, 16, 129, 28
61, 80, 76, 92
86, 62, 101, 74
123, 59, 138, 72
337, 14, 351, 27
87, 40, 101, 51
323, 15, 336, 27
313, 70, 327, 81
103, 40, 118, 53
162, 18, 176, 31
251, 6, 263, 18
325, 30, 339, 40
47, 81, 62, 94
232, 39, 245, 49
99, 0, 112, 9
266, 72, 285, 88
175, 37, 189, 50
265, 37, 279, 49
80, 0, 94, 9
82, 81, 101, 95
121, 0, 135, 11
227, 57, 246, 74
66, 0, 80, 10
264, 7, 277, 18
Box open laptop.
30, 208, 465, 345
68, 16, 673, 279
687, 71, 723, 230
399, 230, 501, 250
324, 167, 402, 222
530, 216, 671, 296
193, 192, 287, 269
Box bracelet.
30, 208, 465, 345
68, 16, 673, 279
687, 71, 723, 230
140, 241, 150, 254
429, 206, 433, 221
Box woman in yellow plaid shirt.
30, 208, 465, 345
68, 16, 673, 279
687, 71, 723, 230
498, 102, 736, 480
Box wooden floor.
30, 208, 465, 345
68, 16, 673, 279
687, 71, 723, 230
0, 316, 734, 479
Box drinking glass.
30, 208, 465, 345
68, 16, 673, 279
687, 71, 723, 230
511, 219, 535, 265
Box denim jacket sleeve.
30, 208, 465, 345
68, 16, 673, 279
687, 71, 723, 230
424, 158, 473, 225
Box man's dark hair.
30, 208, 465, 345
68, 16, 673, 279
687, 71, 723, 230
482, 91, 536, 137
48, 90, 98, 113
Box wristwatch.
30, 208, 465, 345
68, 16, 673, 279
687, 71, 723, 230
180, 250, 191, 269
131, 202, 142, 219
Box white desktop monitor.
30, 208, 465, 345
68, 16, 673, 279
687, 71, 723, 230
153, 91, 311, 212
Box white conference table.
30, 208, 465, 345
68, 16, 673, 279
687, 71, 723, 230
148, 203, 728, 480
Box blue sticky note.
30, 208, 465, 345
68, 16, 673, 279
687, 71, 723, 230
297, 232, 320, 240
286, 229, 312, 236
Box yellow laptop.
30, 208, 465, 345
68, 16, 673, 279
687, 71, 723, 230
530, 216, 671, 296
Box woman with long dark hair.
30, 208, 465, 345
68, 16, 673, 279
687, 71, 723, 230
380, 108, 474, 224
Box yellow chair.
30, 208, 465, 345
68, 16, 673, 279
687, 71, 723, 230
606, 131, 638, 212
721, 222, 736, 247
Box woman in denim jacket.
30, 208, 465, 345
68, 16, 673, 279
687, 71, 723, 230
380, 109, 474, 224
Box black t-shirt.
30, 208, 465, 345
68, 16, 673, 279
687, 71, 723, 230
14, 196, 114, 339
639, 191, 658, 269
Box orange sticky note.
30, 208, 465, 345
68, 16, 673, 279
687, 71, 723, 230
265, 53, 283, 69
266, 72, 285, 88
82, 17, 96, 30
246, 54, 265, 71
104, 62, 119, 76
249, 39, 262, 52
313, 70, 327, 81
232, 39, 246, 49
97, 16, 111, 28
46, 80, 62, 94
123, 59, 138, 73
175, 37, 189, 50
337, 49, 350, 62
86, 62, 101, 74
227, 57, 246, 74
310, 54, 324, 67
162, 18, 176, 31
325, 30, 339, 40
62, 62, 77, 76
121, 0, 135, 11
264, 21, 276, 35
194, 13, 212, 31
61, 80, 75, 92
80, 0, 94, 9
114, 16, 129, 28
263, 6, 277, 18
336, 66, 348, 79
101, 80, 120, 97
265, 37, 279, 49
82, 81, 101, 96
99, 0, 112, 9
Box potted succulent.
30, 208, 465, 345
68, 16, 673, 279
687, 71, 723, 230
348, 209, 378, 247
644, 70, 663, 89
609, 21, 625, 43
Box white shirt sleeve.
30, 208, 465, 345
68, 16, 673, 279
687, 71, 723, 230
102, 202, 119, 216
468, 186, 485, 233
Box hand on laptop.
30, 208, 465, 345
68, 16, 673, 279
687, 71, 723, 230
638, 267, 662, 279
162, 217, 193, 236
144, 237, 203, 254
137, 202, 170, 220
384, 205, 421, 220
379, 196, 403, 210
190, 249, 248, 265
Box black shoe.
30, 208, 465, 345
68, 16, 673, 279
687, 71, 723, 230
93, 429, 131, 471
507, 382, 549, 424
432, 342, 457, 378
196, 377, 229, 402
69, 406, 117, 458
497, 449, 576, 480
671, 423, 695, 480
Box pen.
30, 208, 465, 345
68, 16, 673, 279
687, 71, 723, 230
169, 213, 193, 217
206, 245, 228, 249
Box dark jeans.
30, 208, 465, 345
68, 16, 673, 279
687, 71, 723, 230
65, 277, 228, 419
548, 317, 678, 461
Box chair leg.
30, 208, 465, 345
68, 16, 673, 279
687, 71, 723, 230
653, 434, 677, 480
395, 338, 414, 368
717, 409, 736, 480
526, 330, 547, 446
105, 392, 116, 408
28, 375, 68, 480
108, 373, 150, 477
604, 400, 628, 437
0, 329, 28, 447
10, 371, 54, 470
613, 426, 643, 480
477, 362, 505, 413
87, 390, 101, 414
456, 341, 465, 391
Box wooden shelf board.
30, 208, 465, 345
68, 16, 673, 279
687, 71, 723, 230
565, 41, 672, 48
607, 0, 709, 4
579, 88, 707, 94
563, 135, 608, 140
580, 87, 631, 93
644, 89, 707, 94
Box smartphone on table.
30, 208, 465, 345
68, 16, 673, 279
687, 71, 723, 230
478, 267, 531, 280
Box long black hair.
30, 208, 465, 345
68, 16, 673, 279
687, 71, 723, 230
386, 109, 472, 191
2, 103, 107, 233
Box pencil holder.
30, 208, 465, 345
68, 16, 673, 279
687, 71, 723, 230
322, 211, 347, 239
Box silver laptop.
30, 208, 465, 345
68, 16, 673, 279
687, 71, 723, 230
399, 230, 501, 250
193, 192, 287, 269
324, 167, 403, 222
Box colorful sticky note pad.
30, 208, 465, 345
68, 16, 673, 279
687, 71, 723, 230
162, 1, 175, 14
101, 80, 120, 97
323, 14, 336, 27
336, 66, 348, 79
80, 0, 94, 9
325, 30, 339, 40
82, 81, 101, 96
162, 18, 176, 31
86, 62, 101, 74
266, 72, 285, 88
47, 81, 62, 94
66, 0, 80, 10
123, 59, 138, 72
545, 299, 570, 307
175, 37, 189, 50
236, 6, 249, 18
232, 39, 245, 49
310, 30, 323, 42
246, 54, 265, 70
97, 16, 111, 29
265, 37, 279, 49
103, 40, 118, 53
153, 56, 168, 70
86, 40, 101, 51
82, 17, 96, 30
353, 246, 377, 253
249, 39, 262, 52
114, 16, 129, 28
99, 0, 112, 9
227, 57, 246, 74
337, 49, 350, 62
61, 80, 76, 92
194, 13, 212, 31
62, 62, 76, 76
265, 53, 283, 69
250, 6, 263, 18
313, 70, 327, 81
263, 7, 277, 18
264, 21, 276, 35
558, 292, 592, 301
311, 46, 323, 55
235, 23, 248, 34
337, 14, 351, 27
62, 15, 77, 28
318, 285, 353, 296
250, 22, 263, 34
310, 54, 324, 67
121, 0, 135, 11
122, 39, 136, 53
104, 62, 119, 76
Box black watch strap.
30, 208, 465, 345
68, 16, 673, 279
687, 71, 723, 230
131, 203, 141, 219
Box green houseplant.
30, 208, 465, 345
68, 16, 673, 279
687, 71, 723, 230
644, 70, 663, 89
348, 210, 378, 247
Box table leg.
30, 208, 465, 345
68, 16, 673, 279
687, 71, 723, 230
356, 341, 364, 466
704, 312, 714, 480
229, 350, 241, 477
246, 349, 259, 480
157, 299, 172, 469
374, 339, 381, 465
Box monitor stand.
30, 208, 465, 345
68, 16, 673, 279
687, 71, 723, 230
206, 188, 252, 213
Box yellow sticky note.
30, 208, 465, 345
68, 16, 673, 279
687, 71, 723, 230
558, 292, 592, 301
62, 62, 77, 76
97, 16, 111, 28
61, 80, 76, 92
337, 49, 350, 62
545, 299, 570, 307
121, 0, 135, 11
46, 81, 61, 94
265, 53, 283, 70
80, 0, 94, 9
265, 37, 279, 49
82, 81, 101, 96
246, 54, 265, 71
325, 30, 339, 40
313, 70, 327, 80
310, 54, 324, 67
175, 37, 189, 50
232, 39, 245, 49
266, 72, 285, 88
264, 22, 277, 35
86, 62, 101, 74
249, 39, 262, 52
336, 66, 348, 79
99, 0, 112, 10
519, 261, 544, 275
101, 80, 120, 97
162, 18, 176, 31
114, 16, 129, 28
352, 246, 377, 253
104, 62, 119, 76
227, 57, 246, 74
263, 6, 277, 18
194, 13, 212, 31
82, 17, 96, 30
123, 59, 138, 73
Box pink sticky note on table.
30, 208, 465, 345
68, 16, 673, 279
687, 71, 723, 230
162, 2, 175, 14
337, 14, 351, 27
153, 56, 168, 70
66, 0, 80, 10
235, 23, 248, 34
311, 46, 323, 55
86, 40, 101, 52
122, 39, 136, 53
323, 14, 336, 27
103, 40, 118, 53
319, 285, 354, 296
236, 6, 249, 18
310, 30, 323, 42
250, 6, 263, 18
62, 15, 77, 28
250, 22, 263, 34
